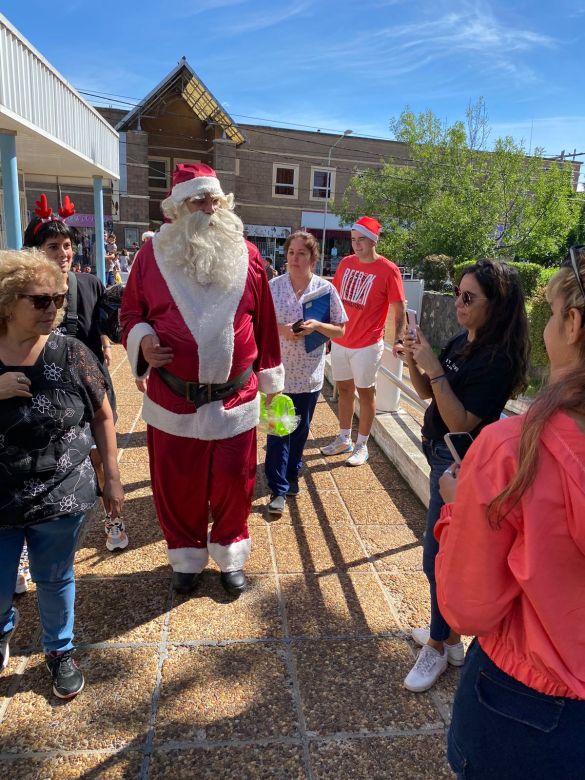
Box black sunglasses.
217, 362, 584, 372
453, 286, 488, 306
565, 246, 585, 303
18, 293, 66, 310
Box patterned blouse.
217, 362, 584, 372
269, 274, 347, 394
0, 334, 109, 527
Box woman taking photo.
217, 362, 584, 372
265, 231, 347, 514
403, 259, 529, 692
0, 250, 123, 699
435, 247, 585, 778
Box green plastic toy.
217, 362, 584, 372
259, 392, 300, 436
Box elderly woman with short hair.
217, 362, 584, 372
0, 250, 123, 700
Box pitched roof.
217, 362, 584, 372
115, 58, 245, 145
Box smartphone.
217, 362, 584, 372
291, 319, 305, 333
443, 432, 474, 464
406, 308, 419, 342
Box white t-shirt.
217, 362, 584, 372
269, 273, 347, 394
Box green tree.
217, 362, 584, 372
335, 100, 581, 268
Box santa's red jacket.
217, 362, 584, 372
120, 235, 284, 440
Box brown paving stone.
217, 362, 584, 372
168, 573, 282, 641
271, 523, 368, 573
150, 744, 305, 779
0, 648, 156, 752
286, 490, 350, 525
331, 460, 411, 492
379, 572, 432, 629
281, 573, 398, 637
342, 489, 426, 531
0, 752, 143, 779
358, 526, 423, 573
155, 644, 297, 743
310, 734, 451, 779
75, 506, 169, 578
294, 638, 442, 734
74, 576, 169, 644
0, 654, 30, 702
9, 592, 41, 650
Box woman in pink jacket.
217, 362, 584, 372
436, 246, 585, 778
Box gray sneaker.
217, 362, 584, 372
268, 495, 286, 514
321, 436, 353, 456
0, 607, 20, 672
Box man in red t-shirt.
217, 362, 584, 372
321, 216, 406, 466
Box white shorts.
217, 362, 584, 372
330, 341, 385, 388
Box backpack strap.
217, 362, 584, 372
65, 271, 78, 336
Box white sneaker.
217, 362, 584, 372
345, 443, 369, 467
321, 436, 353, 456
0, 607, 20, 672
14, 571, 30, 595
411, 627, 465, 667
404, 645, 448, 692
105, 517, 129, 551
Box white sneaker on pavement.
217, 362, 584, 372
345, 443, 369, 467
321, 436, 353, 456
105, 517, 129, 551
404, 644, 448, 692
411, 627, 465, 667
0, 607, 19, 672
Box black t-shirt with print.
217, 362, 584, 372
421, 332, 515, 442
0, 334, 109, 527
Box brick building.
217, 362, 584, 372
91, 58, 411, 266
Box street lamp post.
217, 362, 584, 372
319, 129, 352, 275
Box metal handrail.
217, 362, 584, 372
380, 342, 430, 414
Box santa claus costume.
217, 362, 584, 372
121, 164, 283, 594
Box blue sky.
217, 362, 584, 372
5, 0, 585, 182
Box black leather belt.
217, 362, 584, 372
157, 365, 253, 407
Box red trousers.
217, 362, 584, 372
147, 425, 256, 573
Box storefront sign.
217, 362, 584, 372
66, 214, 113, 228
244, 224, 291, 239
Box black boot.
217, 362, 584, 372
172, 571, 201, 594
220, 570, 247, 597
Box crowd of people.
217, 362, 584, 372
0, 163, 583, 780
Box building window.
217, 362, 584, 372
272, 164, 298, 198
310, 167, 335, 200
148, 157, 170, 190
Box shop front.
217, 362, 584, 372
300, 211, 351, 273
244, 224, 291, 271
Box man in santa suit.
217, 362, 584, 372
121, 164, 284, 596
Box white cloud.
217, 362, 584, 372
221, 1, 312, 34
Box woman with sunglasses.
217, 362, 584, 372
402, 259, 529, 693
434, 247, 585, 778
0, 250, 123, 699
23, 198, 128, 556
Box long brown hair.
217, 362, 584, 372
488, 250, 585, 526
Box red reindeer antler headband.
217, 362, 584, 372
32, 193, 76, 235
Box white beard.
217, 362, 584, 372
156, 207, 247, 291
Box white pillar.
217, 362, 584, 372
375, 346, 403, 412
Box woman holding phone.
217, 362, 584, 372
403, 259, 529, 693
435, 248, 585, 778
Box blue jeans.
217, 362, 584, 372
0, 513, 85, 653
265, 391, 320, 497
449, 640, 585, 779
422, 439, 454, 642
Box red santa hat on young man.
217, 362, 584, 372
168, 163, 225, 205
351, 216, 381, 243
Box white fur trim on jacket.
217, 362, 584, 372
257, 364, 285, 395
208, 537, 251, 572
142, 392, 260, 441
126, 322, 156, 379
152, 232, 248, 384
171, 176, 224, 204
167, 546, 209, 574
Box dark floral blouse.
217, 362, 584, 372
0, 334, 110, 527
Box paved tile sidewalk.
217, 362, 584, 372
0, 348, 456, 779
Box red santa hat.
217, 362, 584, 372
351, 216, 381, 243
169, 163, 225, 204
